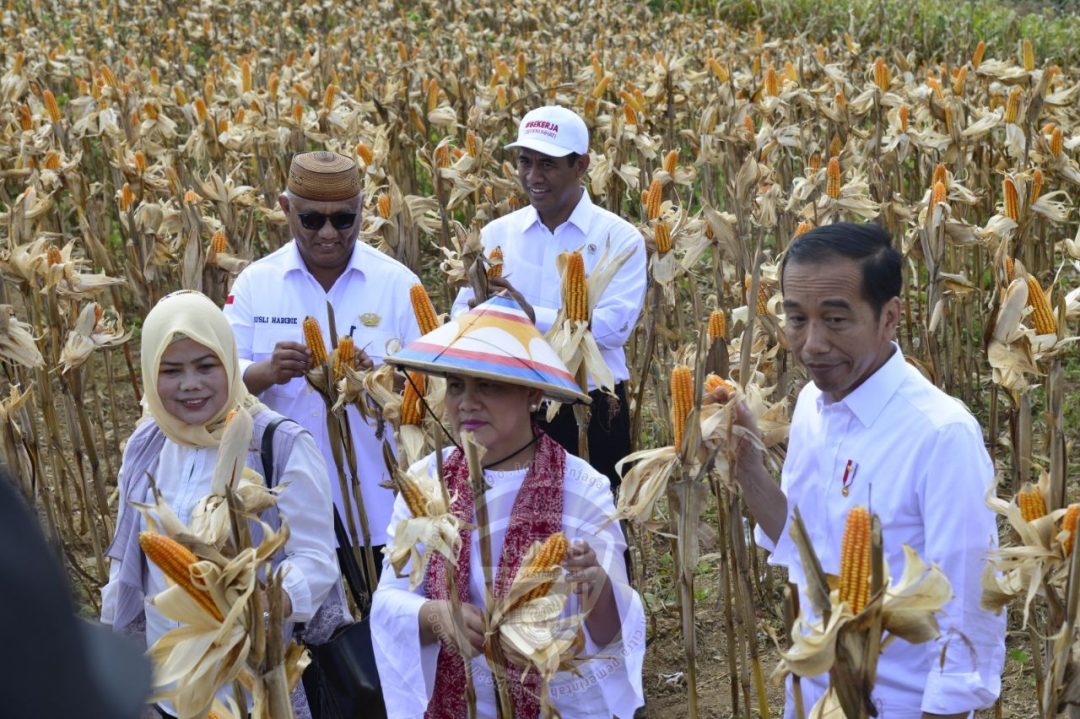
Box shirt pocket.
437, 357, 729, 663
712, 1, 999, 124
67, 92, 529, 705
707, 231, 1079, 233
352, 327, 400, 362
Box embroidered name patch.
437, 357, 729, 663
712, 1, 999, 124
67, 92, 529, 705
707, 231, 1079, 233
253, 316, 299, 325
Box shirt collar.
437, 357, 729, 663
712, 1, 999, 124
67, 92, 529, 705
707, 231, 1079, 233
818, 342, 907, 428
283, 239, 366, 279
515, 187, 595, 235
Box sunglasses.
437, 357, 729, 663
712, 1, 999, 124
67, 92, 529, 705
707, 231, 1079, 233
297, 211, 357, 231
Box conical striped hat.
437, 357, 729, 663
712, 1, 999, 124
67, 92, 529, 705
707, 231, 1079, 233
387, 294, 589, 405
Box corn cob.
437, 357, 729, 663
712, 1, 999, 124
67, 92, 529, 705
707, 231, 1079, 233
808, 153, 822, 173
193, 96, 208, 123
1050, 127, 1064, 157
426, 79, 439, 113
654, 221, 672, 254
707, 57, 728, 82
210, 230, 227, 255
323, 84, 337, 110
397, 470, 428, 518
516, 51, 526, 80
1004, 87, 1021, 124
119, 183, 134, 212
486, 247, 504, 279
872, 57, 889, 91
952, 66, 968, 95
829, 131, 843, 158
794, 220, 814, 237
291, 103, 304, 124
1063, 504, 1080, 555
303, 316, 328, 367
516, 532, 569, 606
1004, 256, 1016, 282
943, 105, 954, 135
825, 157, 841, 199
434, 145, 451, 169
1016, 483, 1047, 522
409, 284, 441, 335
815, 45, 827, 65
139, 532, 224, 621
898, 104, 909, 133
333, 336, 355, 380
377, 193, 392, 219
932, 163, 947, 188
644, 178, 663, 221
44, 151, 60, 170
1021, 38, 1035, 72
839, 507, 872, 613
562, 251, 588, 323
704, 373, 735, 395
401, 372, 426, 426
671, 365, 693, 449
707, 310, 726, 342
1026, 276, 1056, 335
46, 245, 63, 266
743, 115, 755, 137
356, 142, 374, 166
43, 89, 61, 123
1003, 177, 1020, 221
931, 181, 947, 208
663, 149, 679, 174
466, 130, 480, 158
1030, 169, 1044, 206
972, 40, 986, 71
591, 74, 612, 99
764, 67, 779, 97
496, 86, 509, 111
927, 75, 943, 99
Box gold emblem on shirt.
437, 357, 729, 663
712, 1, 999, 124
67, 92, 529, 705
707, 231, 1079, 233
360, 312, 381, 327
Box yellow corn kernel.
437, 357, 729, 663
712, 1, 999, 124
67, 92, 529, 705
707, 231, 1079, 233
333, 336, 355, 380
139, 532, 224, 621
562, 251, 588, 323
1050, 127, 1063, 157
826, 157, 841, 199
1017, 483, 1047, 522
707, 310, 726, 342
953, 66, 968, 95
931, 180, 947, 208
210, 230, 227, 254
1063, 504, 1080, 555
899, 104, 909, 133
516, 532, 569, 606
1004, 256, 1016, 282
377, 193, 392, 219
401, 371, 426, 426
744, 275, 769, 315
671, 365, 693, 449
1030, 169, 1044, 206
1021, 38, 1035, 72
303, 316, 328, 366
704, 373, 735, 395
397, 470, 428, 518
872, 57, 889, 91
663, 149, 679, 175
644, 178, 662, 221
1004, 86, 1021, 124
409, 284, 441, 335
487, 247, 504, 279
1003, 177, 1020, 221
839, 506, 872, 614
426, 79, 439, 113
356, 142, 374, 166
43, 89, 61, 123
764, 66, 779, 97
654, 221, 672, 254
972, 40, 986, 71
1026, 276, 1056, 335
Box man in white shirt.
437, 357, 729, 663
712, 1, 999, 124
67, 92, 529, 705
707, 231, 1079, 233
224, 150, 421, 575
451, 106, 647, 492
721, 223, 1004, 718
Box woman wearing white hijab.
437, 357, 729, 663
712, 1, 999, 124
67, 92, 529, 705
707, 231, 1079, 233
100, 291, 341, 718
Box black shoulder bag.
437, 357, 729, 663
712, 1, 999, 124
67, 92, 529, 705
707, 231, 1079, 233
262, 418, 387, 719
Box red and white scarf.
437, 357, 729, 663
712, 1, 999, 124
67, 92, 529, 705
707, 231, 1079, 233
424, 432, 566, 719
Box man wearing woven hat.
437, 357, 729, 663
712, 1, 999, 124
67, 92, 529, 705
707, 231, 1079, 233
452, 106, 647, 493
224, 150, 421, 574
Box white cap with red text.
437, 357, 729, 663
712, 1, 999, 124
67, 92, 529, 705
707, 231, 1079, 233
505, 106, 589, 157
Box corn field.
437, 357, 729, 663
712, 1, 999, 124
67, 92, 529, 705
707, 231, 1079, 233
2, 0, 1080, 716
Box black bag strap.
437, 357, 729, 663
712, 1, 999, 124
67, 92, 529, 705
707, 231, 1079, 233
262, 417, 371, 613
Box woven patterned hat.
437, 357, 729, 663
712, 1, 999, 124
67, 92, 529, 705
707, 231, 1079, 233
387, 294, 589, 405
287, 151, 361, 201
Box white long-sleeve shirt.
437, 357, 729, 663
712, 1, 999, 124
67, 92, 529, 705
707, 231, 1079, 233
372, 451, 646, 718
758, 346, 1005, 718
224, 240, 421, 545
451, 190, 647, 388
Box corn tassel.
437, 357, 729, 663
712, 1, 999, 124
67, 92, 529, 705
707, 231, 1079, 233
654, 221, 672, 254
401, 372, 425, 426
333, 337, 355, 380
644, 178, 662, 220
487, 247, 504, 279
1026, 276, 1056, 335
139, 532, 224, 622
707, 310, 726, 342
1003, 177, 1020, 221
1063, 504, 1080, 555
516, 532, 569, 606
303, 316, 328, 366
826, 156, 841, 198
409, 284, 441, 335
562, 252, 588, 323
1017, 483, 1048, 522
838, 506, 872, 614
671, 365, 693, 449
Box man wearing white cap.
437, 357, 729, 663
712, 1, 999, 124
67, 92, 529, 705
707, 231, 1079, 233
224, 150, 421, 573
452, 106, 647, 493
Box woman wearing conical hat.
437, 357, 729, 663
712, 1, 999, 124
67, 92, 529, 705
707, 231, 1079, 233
371, 294, 646, 718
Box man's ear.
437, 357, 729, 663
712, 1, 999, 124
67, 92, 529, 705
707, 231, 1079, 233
573, 153, 591, 177
882, 296, 901, 337
278, 193, 290, 213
